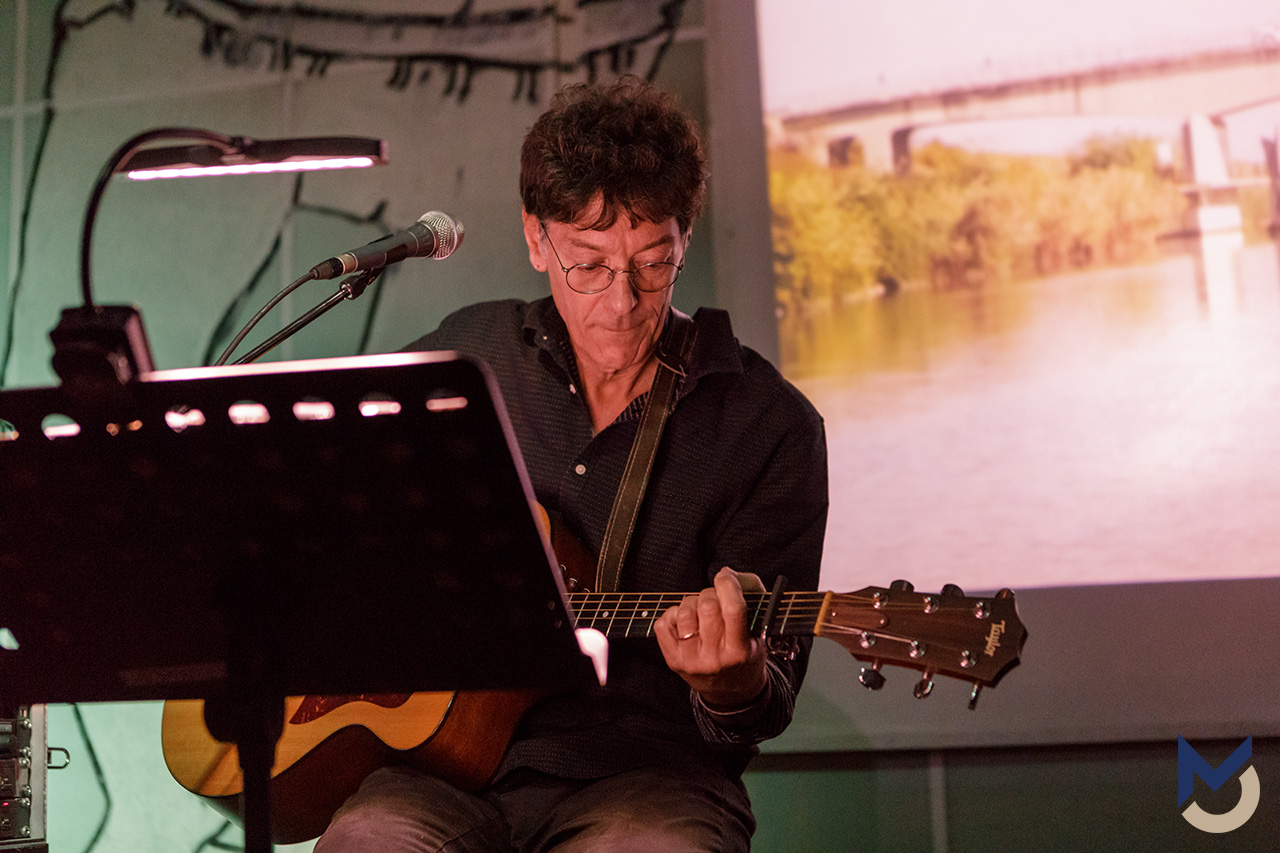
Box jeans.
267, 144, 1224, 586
312, 763, 755, 852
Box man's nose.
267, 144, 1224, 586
602, 269, 641, 309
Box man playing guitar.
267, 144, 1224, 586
315, 76, 829, 852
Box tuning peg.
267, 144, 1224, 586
913, 670, 935, 699
889, 579, 914, 592
859, 661, 886, 690
968, 683, 983, 710
941, 583, 965, 597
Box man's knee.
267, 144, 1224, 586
316, 767, 510, 853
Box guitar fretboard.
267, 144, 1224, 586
566, 591, 836, 639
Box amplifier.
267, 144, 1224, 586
0, 706, 46, 850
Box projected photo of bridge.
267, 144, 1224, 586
757, 1, 1280, 592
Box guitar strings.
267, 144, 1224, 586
565, 592, 991, 620
564, 593, 999, 651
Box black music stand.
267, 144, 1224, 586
0, 352, 597, 852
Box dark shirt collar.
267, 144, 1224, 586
519, 296, 742, 405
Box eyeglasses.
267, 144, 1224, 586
540, 222, 683, 295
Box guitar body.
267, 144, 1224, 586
159, 508, 1027, 845
162, 505, 589, 844
161, 688, 539, 844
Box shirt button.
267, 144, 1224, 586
574, 464, 587, 476
569, 383, 577, 395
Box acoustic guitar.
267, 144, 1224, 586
161, 571, 1025, 843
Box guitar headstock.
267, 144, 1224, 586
816, 581, 1026, 709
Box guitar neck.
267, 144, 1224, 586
567, 591, 829, 639
567, 586, 1026, 693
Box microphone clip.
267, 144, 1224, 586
340, 267, 384, 301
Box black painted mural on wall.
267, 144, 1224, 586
1, 0, 688, 383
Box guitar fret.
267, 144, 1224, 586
597, 594, 619, 635
573, 593, 605, 633
747, 592, 823, 637
573, 591, 595, 630
626, 593, 660, 638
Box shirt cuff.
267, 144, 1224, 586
695, 678, 773, 719
690, 650, 800, 745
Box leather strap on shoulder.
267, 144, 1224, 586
594, 310, 697, 593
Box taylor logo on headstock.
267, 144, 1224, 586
984, 619, 1007, 657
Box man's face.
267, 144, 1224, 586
522, 206, 686, 377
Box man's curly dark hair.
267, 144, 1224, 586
520, 76, 708, 234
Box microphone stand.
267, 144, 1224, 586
233, 267, 384, 365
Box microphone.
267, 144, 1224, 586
309, 210, 464, 280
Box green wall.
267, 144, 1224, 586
746, 738, 1280, 852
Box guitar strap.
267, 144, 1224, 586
594, 309, 697, 594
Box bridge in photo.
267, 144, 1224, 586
772, 40, 1280, 174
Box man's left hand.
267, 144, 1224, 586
655, 566, 769, 709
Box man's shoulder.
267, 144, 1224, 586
401, 298, 542, 352
689, 308, 822, 428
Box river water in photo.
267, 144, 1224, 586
784, 242, 1280, 593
